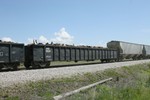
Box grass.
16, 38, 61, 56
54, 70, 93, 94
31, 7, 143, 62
1, 63, 150, 100
67, 64, 150, 100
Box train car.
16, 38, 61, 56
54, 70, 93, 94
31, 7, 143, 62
24, 43, 118, 69
24, 43, 53, 69
100, 48, 118, 62
47, 44, 118, 63
0, 41, 24, 70
143, 45, 150, 58
51, 45, 102, 62
107, 41, 143, 60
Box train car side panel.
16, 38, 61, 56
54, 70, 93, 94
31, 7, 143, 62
85, 49, 88, 60
11, 45, 24, 62
89, 49, 92, 60
71, 48, 75, 61
0, 44, 9, 63
92, 49, 96, 60
75, 48, 80, 61
54, 47, 59, 61
80, 49, 85, 60
45, 46, 53, 61
60, 47, 65, 61
66, 48, 71, 61
33, 46, 44, 62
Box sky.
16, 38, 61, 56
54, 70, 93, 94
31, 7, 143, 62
0, 0, 150, 47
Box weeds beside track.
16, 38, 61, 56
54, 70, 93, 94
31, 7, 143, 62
1, 62, 150, 100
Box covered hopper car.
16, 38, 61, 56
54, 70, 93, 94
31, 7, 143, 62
143, 45, 150, 58
107, 41, 149, 60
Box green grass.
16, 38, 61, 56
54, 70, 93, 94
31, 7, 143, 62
67, 64, 150, 100
1, 63, 150, 100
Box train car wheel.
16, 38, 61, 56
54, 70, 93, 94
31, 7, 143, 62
31, 62, 41, 69
32, 64, 38, 69
24, 63, 30, 69
12, 63, 19, 71
75, 60, 78, 63
25, 65, 30, 69
46, 62, 50, 67
13, 66, 18, 71
0, 64, 3, 71
38, 62, 50, 68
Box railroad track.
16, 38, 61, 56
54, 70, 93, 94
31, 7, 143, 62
0, 61, 102, 72
0, 59, 133, 72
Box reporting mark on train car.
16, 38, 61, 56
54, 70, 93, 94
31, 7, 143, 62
46, 48, 51, 53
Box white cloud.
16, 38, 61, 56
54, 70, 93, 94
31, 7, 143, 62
51, 28, 74, 44
27, 28, 74, 45
27, 35, 49, 44
39, 35, 49, 43
1, 37, 14, 42
27, 38, 34, 44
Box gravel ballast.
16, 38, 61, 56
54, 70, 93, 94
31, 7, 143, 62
0, 60, 150, 88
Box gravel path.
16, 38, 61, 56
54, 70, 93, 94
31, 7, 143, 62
0, 60, 150, 88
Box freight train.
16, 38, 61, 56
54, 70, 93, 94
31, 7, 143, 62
0, 40, 150, 70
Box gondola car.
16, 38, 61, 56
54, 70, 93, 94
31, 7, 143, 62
24, 43, 52, 69
24, 43, 118, 68
0, 41, 24, 70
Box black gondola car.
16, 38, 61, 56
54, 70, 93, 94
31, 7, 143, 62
0, 42, 24, 70
24, 43, 53, 68
56, 46, 118, 62
24, 43, 118, 69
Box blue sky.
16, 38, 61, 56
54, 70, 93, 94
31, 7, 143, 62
0, 0, 150, 46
